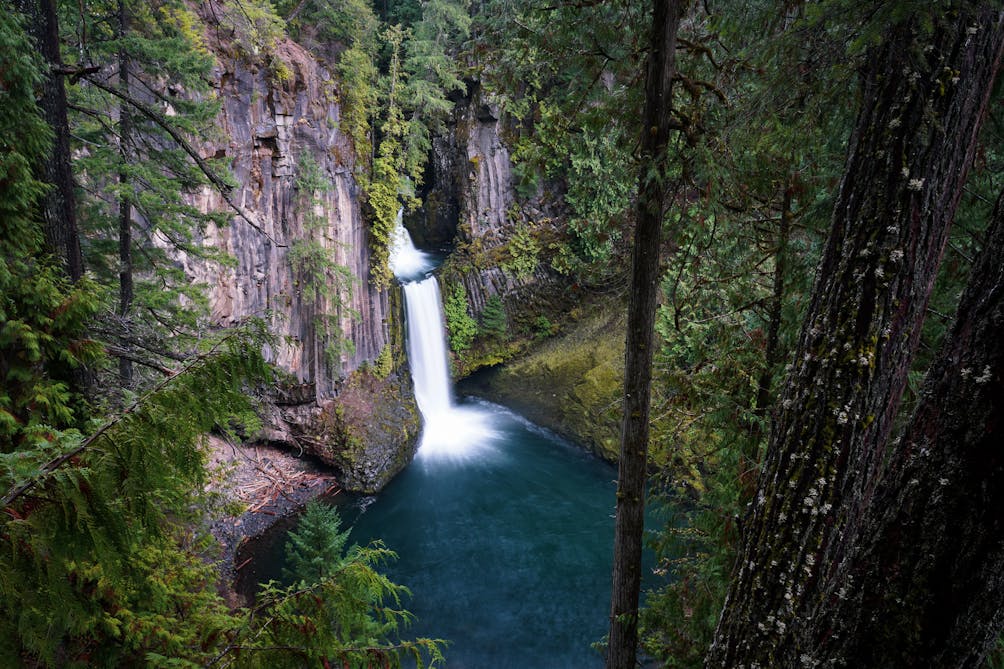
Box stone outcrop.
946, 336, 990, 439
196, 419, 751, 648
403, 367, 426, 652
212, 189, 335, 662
187, 36, 386, 399
459, 296, 625, 461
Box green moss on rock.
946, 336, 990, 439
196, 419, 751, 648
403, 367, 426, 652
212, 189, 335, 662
459, 295, 625, 460
311, 370, 421, 493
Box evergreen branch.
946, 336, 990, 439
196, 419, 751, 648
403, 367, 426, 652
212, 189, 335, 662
79, 74, 286, 247
677, 36, 721, 70
208, 552, 416, 668
0, 331, 242, 508
102, 343, 175, 375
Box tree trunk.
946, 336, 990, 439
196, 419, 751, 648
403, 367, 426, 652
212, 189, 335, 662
606, 1, 681, 668
747, 180, 792, 460
805, 191, 1004, 667
118, 0, 134, 387
708, 4, 1004, 666
15, 0, 84, 282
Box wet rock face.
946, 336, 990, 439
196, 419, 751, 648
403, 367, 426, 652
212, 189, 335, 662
275, 372, 422, 493
187, 38, 388, 401
458, 301, 625, 462
423, 86, 547, 312
175, 32, 421, 491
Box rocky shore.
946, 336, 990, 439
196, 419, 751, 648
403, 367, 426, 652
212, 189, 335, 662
205, 435, 339, 600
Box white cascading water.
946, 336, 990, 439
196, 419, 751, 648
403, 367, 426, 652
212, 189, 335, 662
388, 213, 496, 458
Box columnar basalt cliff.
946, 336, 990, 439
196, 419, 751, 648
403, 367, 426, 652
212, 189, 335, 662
416, 84, 625, 458
181, 23, 419, 491
420, 85, 571, 351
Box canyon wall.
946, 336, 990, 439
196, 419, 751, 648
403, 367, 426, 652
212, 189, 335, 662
187, 38, 386, 398
179, 25, 419, 491
418, 85, 572, 355
420, 85, 625, 459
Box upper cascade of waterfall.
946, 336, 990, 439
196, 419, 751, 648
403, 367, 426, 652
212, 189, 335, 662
388, 211, 437, 283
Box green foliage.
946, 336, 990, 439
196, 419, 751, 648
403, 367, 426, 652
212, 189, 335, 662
236, 501, 446, 668
363, 2, 471, 281
0, 325, 273, 665
533, 315, 555, 340
563, 130, 635, 266
67, 0, 232, 391
218, 0, 286, 60
283, 500, 352, 583
0, 10, 101, 450
373, 344, 394, 379
631, 1, 863, 662
365, 25, 409, 289
501, 222, 541, 279
475, 0, 646, 282
443, 283, 477, 353
401, 0, 471, 185
278, 0, 379, 52
479, 294, 508, 341
338, 45, 380, 161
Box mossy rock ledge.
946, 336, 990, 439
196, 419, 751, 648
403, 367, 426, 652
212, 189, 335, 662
265, 371, 421, 493
459, 300, 625, 461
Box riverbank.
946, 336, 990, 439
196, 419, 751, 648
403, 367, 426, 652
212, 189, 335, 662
205, 435, 338, 601
458, 292, 626, 461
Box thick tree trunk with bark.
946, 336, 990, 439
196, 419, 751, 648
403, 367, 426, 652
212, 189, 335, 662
708, 4, 1004, 666
805, 191, 1004, 667
15, 0, 84, 281
606, 1, 681, 668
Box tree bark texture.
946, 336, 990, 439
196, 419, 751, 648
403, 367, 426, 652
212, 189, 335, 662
118, 0, 134, 387
15, 0, 85, 281
708, 5, 1004, 667
606, 1, 681, 668
805, 191, 1004, 667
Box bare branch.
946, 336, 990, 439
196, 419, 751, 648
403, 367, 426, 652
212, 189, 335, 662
79, 74, 286, 247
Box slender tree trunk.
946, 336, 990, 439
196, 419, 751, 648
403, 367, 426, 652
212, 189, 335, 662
708, 4, 1004, 666
804, 190, 1004, 667
118, 0, 134, 387
746, 181, 792, 465
606, 1, 681, 667
15, 0, 84, 281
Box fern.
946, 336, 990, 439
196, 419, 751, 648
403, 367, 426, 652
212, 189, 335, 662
0, 323, 273, 665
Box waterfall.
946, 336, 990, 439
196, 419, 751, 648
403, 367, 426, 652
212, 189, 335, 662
388, 214, 496, 457
402, 278, 452, 417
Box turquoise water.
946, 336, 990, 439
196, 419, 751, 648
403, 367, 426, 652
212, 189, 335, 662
243, 223, 655, 667
344, 399, 622, 669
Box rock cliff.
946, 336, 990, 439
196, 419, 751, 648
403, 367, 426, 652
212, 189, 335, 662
189, 38, 385, 397
179, 21, 418, 491
416, 84, 573, 369
418, 84, 625, 457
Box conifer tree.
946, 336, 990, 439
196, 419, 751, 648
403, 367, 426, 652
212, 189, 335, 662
479, 294, 508, 340
66, 0, 231, 391
10, 0, 85, 281
607, 2, 682, 667
708, 3, 1004, 665
401, 0, 471, 184
0, 8, 99, 452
